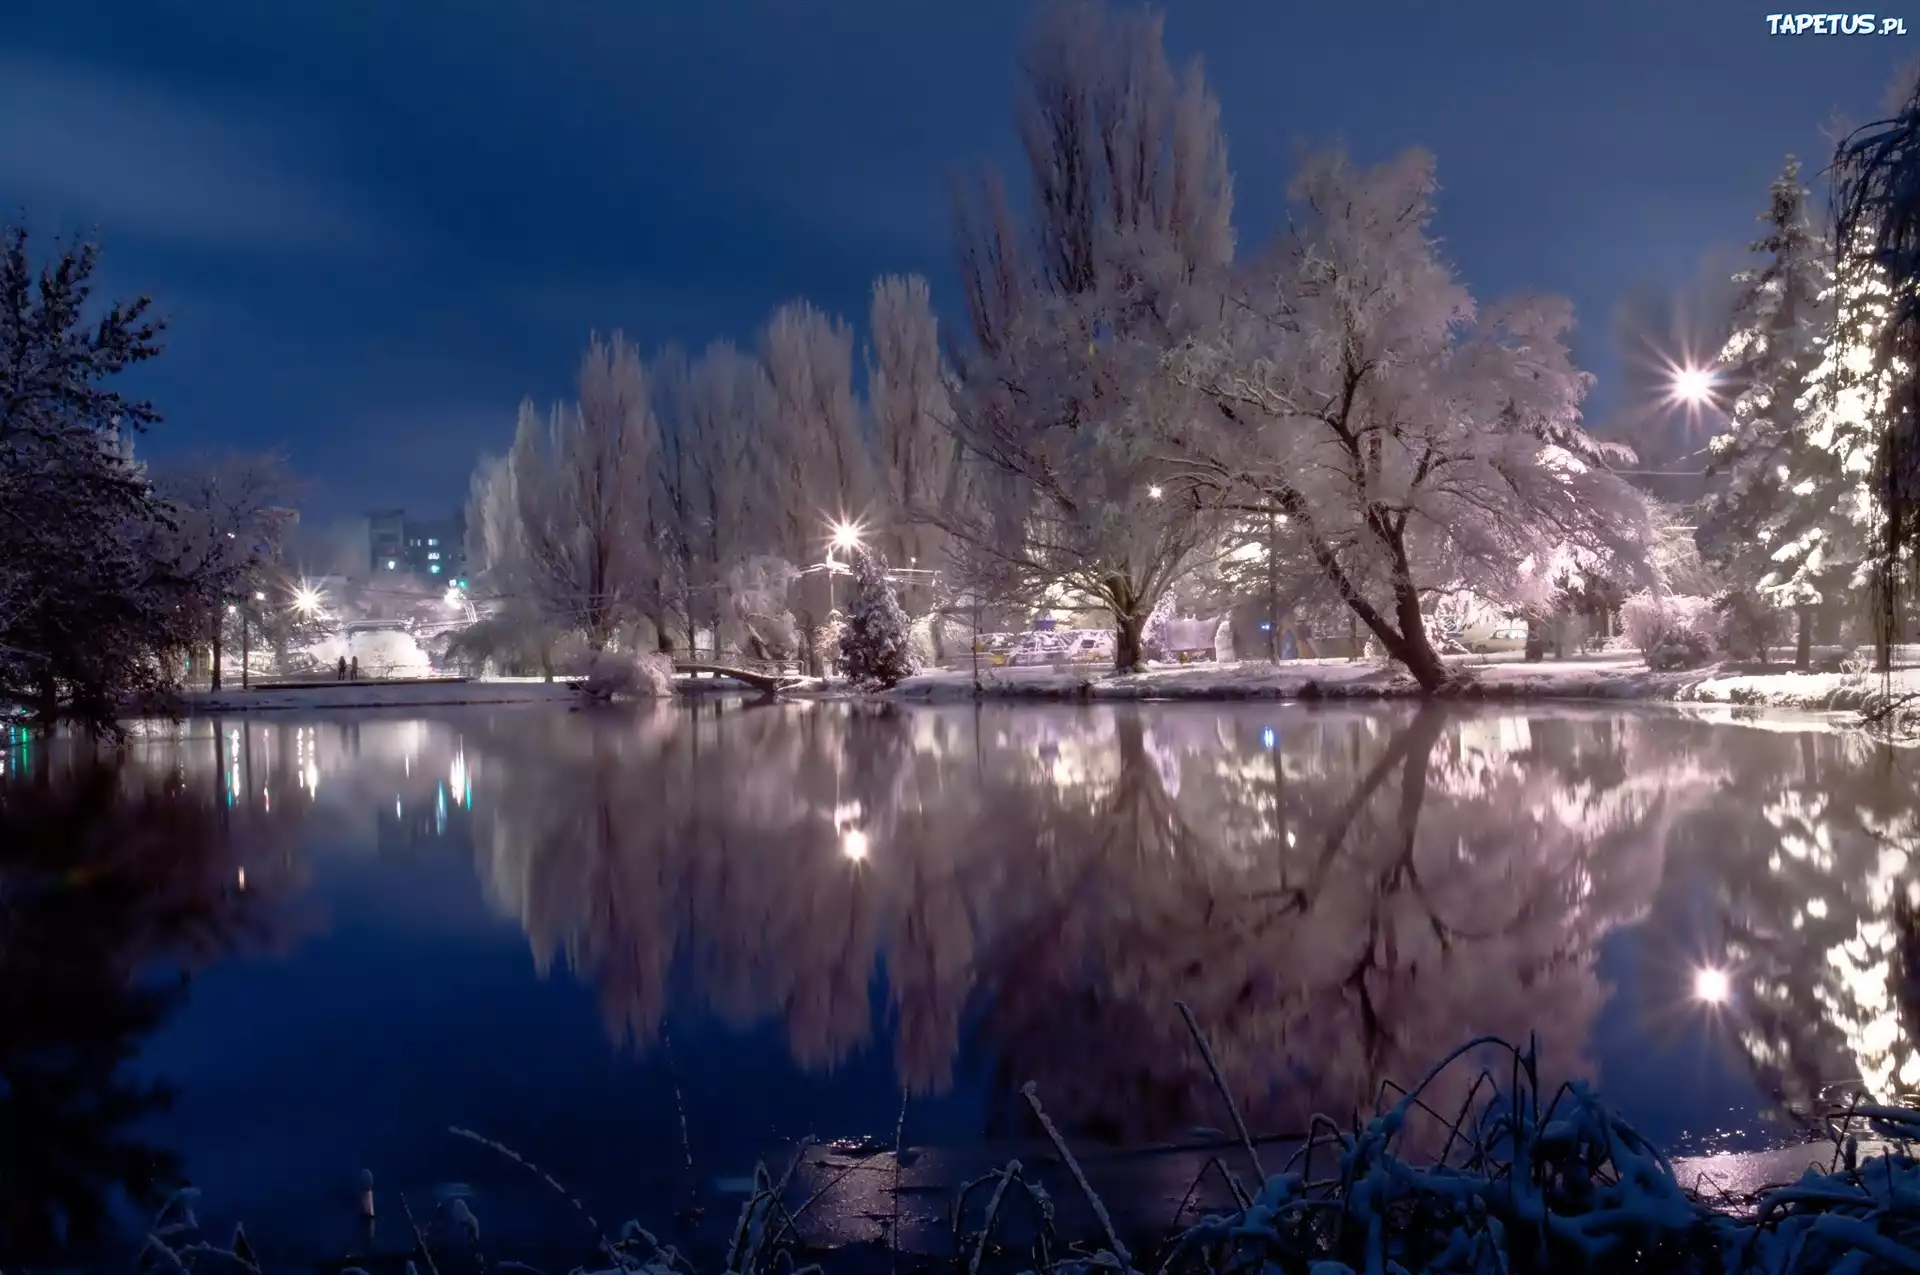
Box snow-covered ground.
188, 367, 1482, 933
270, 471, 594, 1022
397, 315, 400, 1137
890, 652, 1920, 715
179, 678, 579, 714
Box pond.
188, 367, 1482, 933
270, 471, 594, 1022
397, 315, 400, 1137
3, 700, 1918, 1269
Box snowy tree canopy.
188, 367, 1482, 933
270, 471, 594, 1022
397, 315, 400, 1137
940, 0, 1232, 671
0, 224, 211, 732
1169, 149, 1649, 687
1758, 237, 1894, 614
501, 332, 661, 652
1696, 159, 1835, 639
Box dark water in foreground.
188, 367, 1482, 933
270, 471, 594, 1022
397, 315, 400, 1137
4, 700, 1919, 1268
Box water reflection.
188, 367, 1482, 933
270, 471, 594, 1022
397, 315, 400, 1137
17, 701, 1920, 1194
450, 702, 1731, 1142
1708, 730, 1920, 1119
0, 744, 295, 1265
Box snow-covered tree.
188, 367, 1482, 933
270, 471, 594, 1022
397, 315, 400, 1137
1757, 237, 1894, 658
0, 225, 204, 732
1171, 150, 1649, 689
503, 333, 660, 652
1696, 159, 1834, 667
941, 0, 1231, 671
836, 546, 916, 688
760, 302, 873, 672
869, 275, 960, 617
1831, 73, 1920, 661
152, 452, 297, 690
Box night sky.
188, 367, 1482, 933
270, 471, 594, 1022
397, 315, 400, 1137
4, 1, 1912, 521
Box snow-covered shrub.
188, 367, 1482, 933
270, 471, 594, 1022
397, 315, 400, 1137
1213, 616, 1235, 663
907, 614, 940, 669
837, 548, 917, 689
1715, 588, 1787, 663
576, 650, 672, 702
1620, 590, 1719, 668
720, 555, 800, 661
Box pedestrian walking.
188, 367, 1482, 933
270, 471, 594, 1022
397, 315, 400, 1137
336, 655, 348, 682
349, 655, 360, 681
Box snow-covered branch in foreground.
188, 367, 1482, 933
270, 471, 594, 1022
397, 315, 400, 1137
1169, 149, 1650, 688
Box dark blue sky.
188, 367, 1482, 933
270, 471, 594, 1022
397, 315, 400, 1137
4, 1, 1912, 520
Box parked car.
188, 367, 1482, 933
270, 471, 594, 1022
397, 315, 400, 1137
1461, 623, 1529, 654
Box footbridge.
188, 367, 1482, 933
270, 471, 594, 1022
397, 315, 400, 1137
671, 659, 807, 695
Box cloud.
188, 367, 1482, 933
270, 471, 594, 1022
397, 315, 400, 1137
0, 55, 387, 253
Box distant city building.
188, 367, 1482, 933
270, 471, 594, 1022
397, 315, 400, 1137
367, 509, 466, 583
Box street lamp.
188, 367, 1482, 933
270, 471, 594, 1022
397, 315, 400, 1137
1147, 485, 1163, 500
825, 518, 863, 613
1670, 365, 1716, 406
292, 583, 324, 617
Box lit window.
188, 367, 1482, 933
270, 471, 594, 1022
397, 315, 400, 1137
430, 564, 442, 574
427, 552, 440, 560
386, 560, 397, 570
428, 538, 438, 546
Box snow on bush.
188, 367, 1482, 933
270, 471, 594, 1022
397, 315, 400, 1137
720, 555, 801, 662
837, 547, 917, 689
1621, 591, 1719, 669
576, 650, 673, 702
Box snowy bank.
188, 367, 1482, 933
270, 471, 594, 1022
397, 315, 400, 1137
178, 677, 579, 714
890, 654, 1920, 715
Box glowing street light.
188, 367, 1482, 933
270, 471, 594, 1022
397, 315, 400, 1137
1671, 366, 1716, 406
1147, 485, 1163, 500
1692, 966, 1732, 1005
841, 827, 869, 862
830, 519, 863, 553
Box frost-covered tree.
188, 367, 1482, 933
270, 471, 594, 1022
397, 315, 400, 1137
836, 546, 916, 689
1759, 238, 1893, 658
1697, 160, 1834, 668
1831, 71, 1920, 660
0, 225, 203, 732
504, 333, 660, 652
1171, 150, 1648, 689
869, 275, 960, 615
760, 302, 873, 672
942, 0, 1232, 671
152, 453, 296, 690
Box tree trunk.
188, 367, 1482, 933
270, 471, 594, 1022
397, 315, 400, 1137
1385, 577, 1449, 691
1114, 608, 1147, 673
1795, 604, 1813, 671
34, 672, 57, 730
210, 621, 223, 692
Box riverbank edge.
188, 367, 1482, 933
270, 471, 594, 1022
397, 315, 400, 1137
882, 661, 1915, 719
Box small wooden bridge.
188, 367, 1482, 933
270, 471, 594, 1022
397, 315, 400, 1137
671, 659, 807, 695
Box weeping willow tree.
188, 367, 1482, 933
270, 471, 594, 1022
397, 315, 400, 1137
1831, 73, 1920, 665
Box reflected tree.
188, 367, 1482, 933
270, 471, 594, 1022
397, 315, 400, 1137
464, 702, 1705, 1149
0, 756, 277, 1265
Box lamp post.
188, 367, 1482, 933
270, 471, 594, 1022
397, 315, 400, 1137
826, 519, 862, 613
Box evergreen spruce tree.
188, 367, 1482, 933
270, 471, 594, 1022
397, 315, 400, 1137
1763, 232, 1894, 661
1697, 159, 1833, 667
836, 547, 916, 688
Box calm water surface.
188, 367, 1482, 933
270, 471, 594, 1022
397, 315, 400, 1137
4, 700, 1918, 1267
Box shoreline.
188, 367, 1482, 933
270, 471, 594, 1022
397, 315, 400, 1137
162, 657, 1918, 721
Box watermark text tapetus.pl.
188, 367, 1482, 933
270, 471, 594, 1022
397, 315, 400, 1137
1766, 13, 1907, 34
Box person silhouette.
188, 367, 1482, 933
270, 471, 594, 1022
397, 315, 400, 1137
349, 656, 360, 682
336, 655, 348, 682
